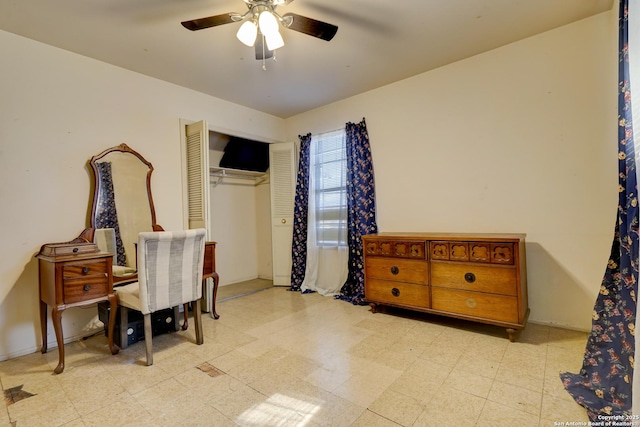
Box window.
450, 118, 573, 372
311, 129, 347, 247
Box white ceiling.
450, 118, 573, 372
1, 0, 613, 118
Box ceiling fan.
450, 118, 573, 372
181, 0, 338, 62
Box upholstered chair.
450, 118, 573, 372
113, 229, 206, 365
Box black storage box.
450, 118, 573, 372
98, 302, 179, 348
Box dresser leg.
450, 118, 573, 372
40, 301, 48, 354
506, 328, 518, 342
51, 307, 65, 374
369, 303, 378, 314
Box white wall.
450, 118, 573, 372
208, 178, 273, 284
284, 11, 618, 331
0, 30, 284, 360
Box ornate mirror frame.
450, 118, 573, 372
88, 143, 163, 280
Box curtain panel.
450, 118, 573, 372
338, 118, 378, 304
290, 133, 312, 291
561, 0, 639, 418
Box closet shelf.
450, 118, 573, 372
210, 167, 268, 185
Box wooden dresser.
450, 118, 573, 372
363, 232, 528, 341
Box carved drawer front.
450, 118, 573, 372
491, 243, 514, 264
469, 243, 491, 263
431, 262, 517, 296
431, 288, 519, 323
63, 260, 109, 304
430, 241, 449, 260
365, 258, 428, 284
368, 240, 425, 259
365, 279, 430, 308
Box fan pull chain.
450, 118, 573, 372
262, 34, 267, 71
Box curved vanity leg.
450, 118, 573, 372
211, 273, 220, 320
40, 301, 48, 354
51, 307, 65, 374
107, 294, 120, 355
506, 328, 518, 343
182, 303, 189, 330
369, 303, 378, 314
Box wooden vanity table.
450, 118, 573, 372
37, 239, 119, 374
36, 143, 221, 372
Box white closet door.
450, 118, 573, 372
183, 120, 211, 235
181, 120, 212, 311
269, 141, 296, 286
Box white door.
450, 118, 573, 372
181, 119, 212, 310
182, 120, 211, 233
269, 142, 296, 286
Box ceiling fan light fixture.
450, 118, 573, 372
265, 30, 284, 51
258, 10, 280, 38
236, 20, 258, 47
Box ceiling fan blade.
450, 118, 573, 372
282, 13, 338, 41
255, 36, 274, 60
181, 13, 236, 31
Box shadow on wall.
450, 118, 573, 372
0, 255, 41, 360
526, 242, 599, 332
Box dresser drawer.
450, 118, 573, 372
430, 241, 514, 265
365, 257, 428, 284
364, 240, 426, 259
431, 261, 517, 296
431, 288, 518, 323
365, 278, 430, 308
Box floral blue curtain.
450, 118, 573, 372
560, 0, 638, 418
289, 133, 312, 291
338, 118, 378, 304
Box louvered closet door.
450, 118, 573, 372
269, 142, 296, 286
182, 120, 212, 311
184, 120, 211, 233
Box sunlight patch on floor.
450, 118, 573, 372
236, 393, 321, 426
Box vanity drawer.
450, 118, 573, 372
365, 257, 428, 284
431, 261, 517, 296
62, 259, 109, 304
63, 259, 109, 279
431, 288, 518, 323
365, 278, 430, 309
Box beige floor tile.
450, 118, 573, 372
443, 368, 494, 398
488, 380, 542, 415
540, 393, 590, 423
351, 409, 403, 426
412, 384, 486, 427
368, 388, 424, 426
454, 352, 501, 379
476, 400, 540, 426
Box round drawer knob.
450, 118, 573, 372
82, 267, 90, 274
73, 247, 79, 253
83, 284, 91, 292
464, 272, 476, 283
390, 266, 399, 275
391, 288, 400, 297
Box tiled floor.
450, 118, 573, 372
1, 286, 590, 427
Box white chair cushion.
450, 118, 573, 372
115, 282, 143, 312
